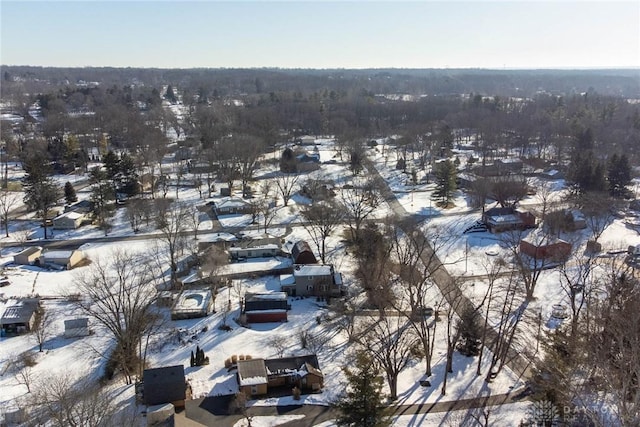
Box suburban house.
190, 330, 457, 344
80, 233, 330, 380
41, 250, 85, 269
229, 244, 280, 261
243, 292, 289, 323
1, 298, 40, 334
236, 354, 324, 397
13, 246, 42, 266
520, 235, 572, 261
289, 240, 317, 264
197, 232, 238, 252
64, 317, 90, 338
280, 264, 343, 297
213, 198, 253, 216
545, 209, 587, 233
64, 200, 93, 215
171, 290, 213, 320
482, 206, 536, 233
473, 158, 523, 176
53, 211, 85, 230
142, 365, 188, 408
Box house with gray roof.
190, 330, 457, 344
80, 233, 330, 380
1, 298, 40, 335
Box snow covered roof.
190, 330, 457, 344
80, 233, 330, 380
245, 292, 288, 302
293, 264, 332, 277
198, 232, 238, 243
216, 198, 250, 209
42, 250, 82, 260
279, 274, 295, 286
0, 298, 39, 325
229, 244, 279, 252
237, 359, 268, 386
55, 211, 83, 220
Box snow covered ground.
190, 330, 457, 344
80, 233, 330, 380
2, 136, 637, 425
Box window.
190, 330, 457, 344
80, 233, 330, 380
251, 385, 258, 395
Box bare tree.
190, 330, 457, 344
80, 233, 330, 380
441, 279, 468, 395
271, 335, 289, 358
16, 364, 34, 394
475, 258, 504, 376
588, 265, 640, 425
235, 134, 264, 197
124, 198, 146, 233
355, 314, 418, 401
580, 192, 615, 244
32, 305, 53, 352
156, 201, 191, 285
355, 224, 394, 316
340, 177, 381, 242
558, 250, 600, 339
0, 187, 20, 237
301, 200, 344, 264
275, 173, 299, 207
484, 273, 528, 381
32, 374, 134, 427
390, 218, 458, 377
491, 174, 529, 208
228, 391, 253, 426
501, 229, 557, 301
72, 250, 159, 384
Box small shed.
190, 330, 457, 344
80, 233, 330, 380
244, 292, 288, 323
236, 358, 268, 396
1, 298, 40, 334
143, 365, 187, 408
13, 246, 42, 266
64, 318, 90, 338
41, 250, 85, 269
53, 211, 84, 230
520, 236, 572, 261
290, 240, 317, 264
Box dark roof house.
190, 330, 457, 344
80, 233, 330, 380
143, 365, 187, 407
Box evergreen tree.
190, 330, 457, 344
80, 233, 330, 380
165, 85, 177, 104
89, 167, 115, 235
608, 153, 632, 197
23, 152, 59, 239
335, 351, 391, 427
433, 160, 457, 206
456, 305, 482, 357
280, 148, 297, 173
64, 181, 77, 204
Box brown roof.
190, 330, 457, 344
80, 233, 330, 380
237, 359, 268, 386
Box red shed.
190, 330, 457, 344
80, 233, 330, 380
520, 236, 572, 261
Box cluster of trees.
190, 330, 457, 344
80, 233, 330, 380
531, 263, 640, 425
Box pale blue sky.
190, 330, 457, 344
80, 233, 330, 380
1, 1, 639, 69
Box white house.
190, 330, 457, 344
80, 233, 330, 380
53, 211, 84, 230
41, 250, 85, 269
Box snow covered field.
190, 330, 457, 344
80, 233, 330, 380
1, 136, 638, 426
